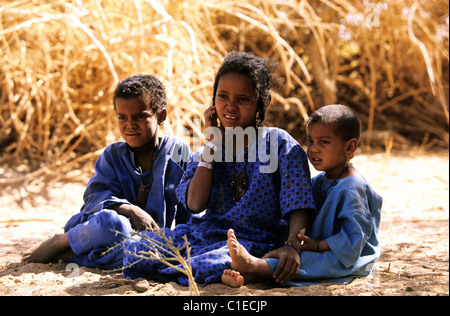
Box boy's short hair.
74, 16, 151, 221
113, 74, 167, 113
306, 104, 361, 141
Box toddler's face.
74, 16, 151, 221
115, 97, 160, 149
307, 123, 349, 179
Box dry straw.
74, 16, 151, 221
106, 228, 199, 296
1, 0, 448, 186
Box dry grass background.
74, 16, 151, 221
0, 0, 449, 185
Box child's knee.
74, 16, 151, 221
96, 209, 133, 237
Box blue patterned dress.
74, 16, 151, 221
122, 128, 315, 285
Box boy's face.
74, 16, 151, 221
307, 122, 350, 179
115, 97, 164, 150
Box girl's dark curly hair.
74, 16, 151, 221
113, 74, 167, 114
212, 52, 278, 123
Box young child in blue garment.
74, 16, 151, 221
122, 52, 315, 286
223, 104, 382, 287
23, 74, 192, 269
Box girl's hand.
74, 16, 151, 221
204, 105, 218, 128
203, 105, 222, 147
262, 245, 300, 284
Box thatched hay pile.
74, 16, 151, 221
1, 0, 448, 184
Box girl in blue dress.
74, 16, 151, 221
122, 52, 315, 286
23, 75, 192, 269
224, 104, 382, 287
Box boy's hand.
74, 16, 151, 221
129, 206, 159, 231
298, 232, 330, 252
297, 232, 316, 252
113, 204, 159, 231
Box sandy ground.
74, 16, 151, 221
0, 150, 448, 296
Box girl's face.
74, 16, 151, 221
214, 73, 258, 129
116, 97, 165, 150
307, 122, 350, 179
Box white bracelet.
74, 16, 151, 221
204, 141, 218, 152
198, 161, 213, 170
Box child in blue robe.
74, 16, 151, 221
223, 104, 382, 287
122, 52, 315, 285
23, 75, 192, 269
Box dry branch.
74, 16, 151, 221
108, 228, 199, 296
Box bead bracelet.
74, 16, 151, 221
284, 242, 300, 254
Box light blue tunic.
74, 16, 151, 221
64, 136, 192, 269
266, 174, 382, 286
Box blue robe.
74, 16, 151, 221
64, 136, 192, 269
265, 174, 382, 286
122, 128, 315, 285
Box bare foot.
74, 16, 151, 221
226, 229, 271, 280
227, 229, 254, 274
22, 233, 70, 263
221, 269, 244, 288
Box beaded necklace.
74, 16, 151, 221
230, 150, 249, 204
136, 146, 158, 209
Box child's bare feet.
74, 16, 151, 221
221, 269, 244, 288
225, 229, 272, 282
227, 229, 255, 274
22, 233, 70, 263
